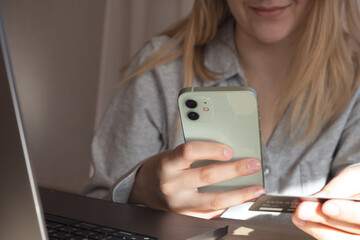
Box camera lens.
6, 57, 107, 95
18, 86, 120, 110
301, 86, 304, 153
185, 99, 197, 109
187, 111, 199, 121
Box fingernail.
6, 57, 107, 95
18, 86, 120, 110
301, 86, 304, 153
293, 216, 305, 227
248, 159, 261, 172
323, 202, 339, 216
223, 148, 232, 158
254, 189, 265, 198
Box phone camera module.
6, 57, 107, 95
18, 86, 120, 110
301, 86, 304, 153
185, 99, 197, 109
187, 111, 199, 121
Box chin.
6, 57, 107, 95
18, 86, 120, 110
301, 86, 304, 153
256, 34, 290, 44
253, 26, 293, 44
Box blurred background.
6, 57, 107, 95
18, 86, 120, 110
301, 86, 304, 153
0, 0, 193, 193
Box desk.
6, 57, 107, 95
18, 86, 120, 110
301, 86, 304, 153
40, 188, 314, 239
215, 218, 315, 239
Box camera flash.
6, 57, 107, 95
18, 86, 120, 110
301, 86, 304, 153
203, 107, 209, 111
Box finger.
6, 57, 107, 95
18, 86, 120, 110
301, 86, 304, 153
191, 186, 265, 211
295, 201, 360, 235
322, 200, 360, 226
182, 158, 261, 188
292, 215, 360, 240
316, 166, 360, 197
165, 141, 233, 170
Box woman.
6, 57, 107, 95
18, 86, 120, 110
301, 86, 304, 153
84, 0, 360, 238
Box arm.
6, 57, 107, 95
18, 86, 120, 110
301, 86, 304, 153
292, 166, 360, 239
82, 37, 173, 200
292, 87, 360, 239
83, 36, 265, 217
84, 69, 265, 218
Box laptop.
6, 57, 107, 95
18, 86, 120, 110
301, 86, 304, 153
0, 11, 228, 240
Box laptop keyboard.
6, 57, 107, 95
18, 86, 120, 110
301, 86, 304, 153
45, 214, 156, 240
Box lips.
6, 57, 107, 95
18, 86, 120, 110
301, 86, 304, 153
250, 4, 290, 19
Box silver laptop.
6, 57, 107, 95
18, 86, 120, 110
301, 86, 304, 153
0, 11, 228, 240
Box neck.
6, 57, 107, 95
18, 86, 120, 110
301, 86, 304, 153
234, 27, 299, 87
234, 26, 301, 144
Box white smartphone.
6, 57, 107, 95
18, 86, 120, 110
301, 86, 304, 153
178, 86, 264, 192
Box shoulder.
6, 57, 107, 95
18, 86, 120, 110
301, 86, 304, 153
338, 83, 360, 127
118, 34, 184, 104
124, 34, 185, 89
123, 34, 183, 80
135, 35, 172, 64
349, 82, 360, 106
149, 35, 171, 50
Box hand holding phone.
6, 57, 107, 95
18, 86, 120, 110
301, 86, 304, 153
178, 86, 264, 192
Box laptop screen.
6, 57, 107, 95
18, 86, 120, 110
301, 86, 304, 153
0, 12, 48, 240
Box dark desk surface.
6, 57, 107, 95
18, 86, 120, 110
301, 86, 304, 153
40, 188, 314, 239
215, 218, 315, 240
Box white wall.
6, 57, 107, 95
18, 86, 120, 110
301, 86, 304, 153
96, 0, 193, 127
0, 0, 193, 193
1, 0, 105, 193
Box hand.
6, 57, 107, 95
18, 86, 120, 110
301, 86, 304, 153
129, 141, 265, 219
292, 166, 360, 239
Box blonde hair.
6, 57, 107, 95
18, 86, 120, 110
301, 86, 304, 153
281, 0, 360, 140
121, 0, 360, 141
121, 0, 231, 87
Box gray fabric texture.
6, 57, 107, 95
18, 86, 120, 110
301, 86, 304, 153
83, 20, 360, 223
